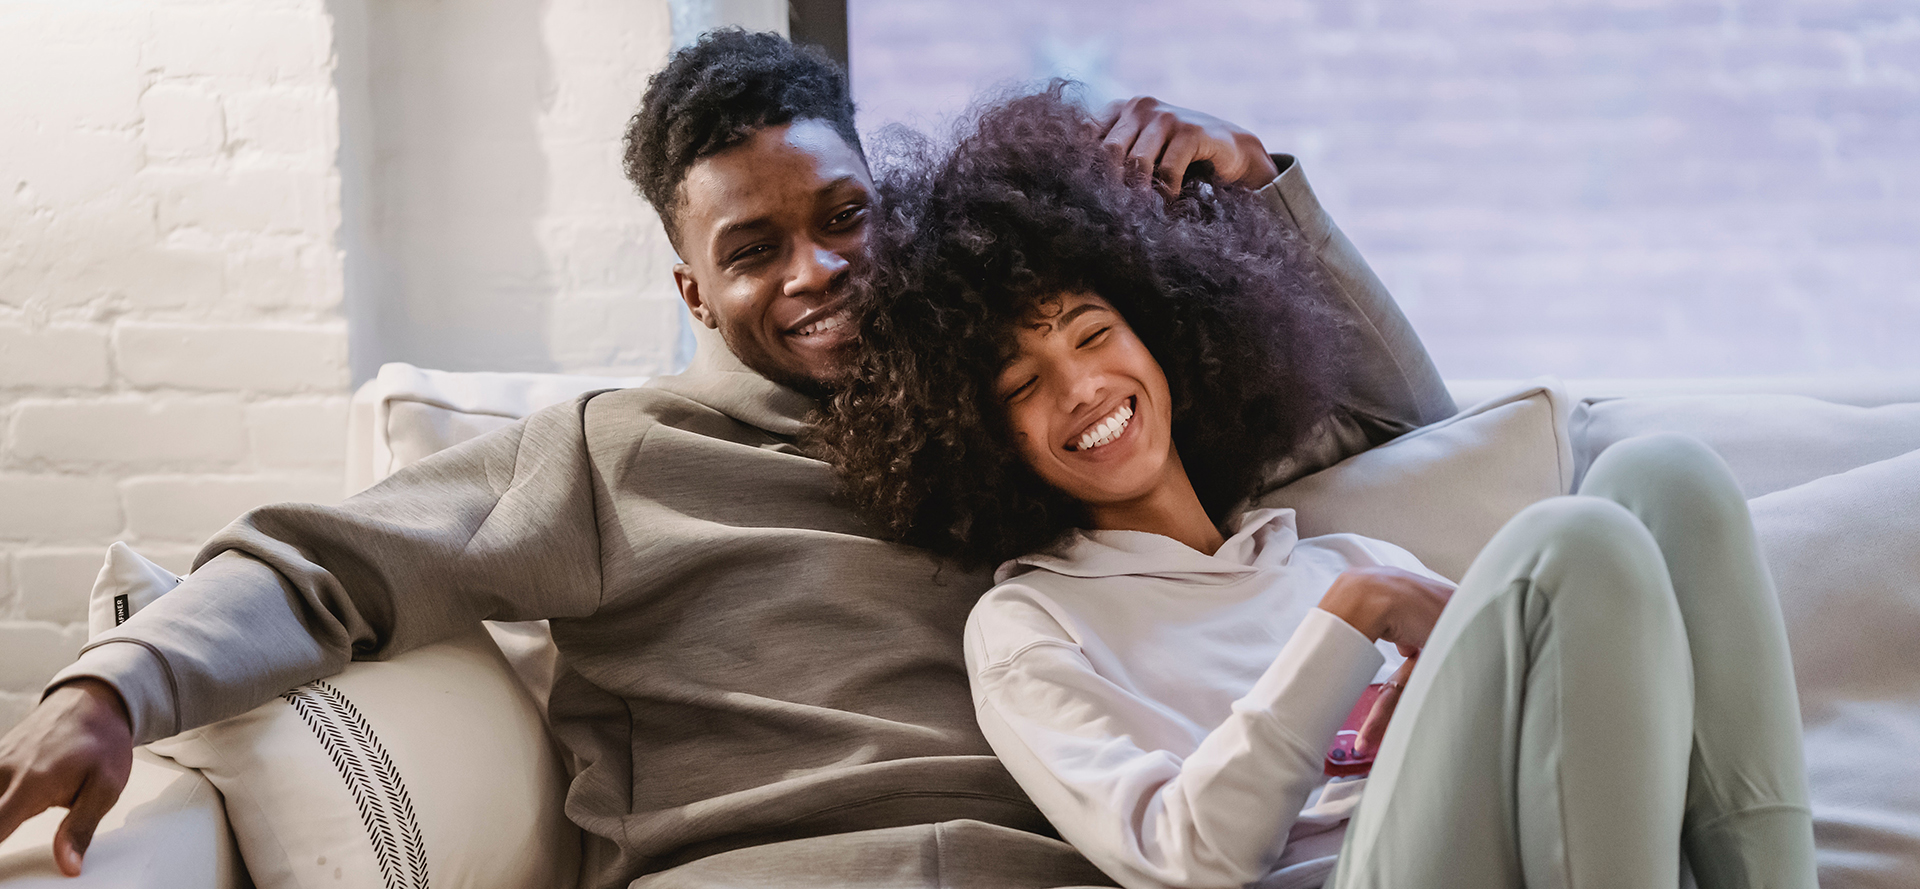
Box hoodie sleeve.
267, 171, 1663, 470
45, 394, 609, 744
968, 601, 1384, 889
1250, 155, 1457, 490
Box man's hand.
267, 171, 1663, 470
1095, 96, 1281, 196
0, 679, 134, 876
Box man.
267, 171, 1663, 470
0, 30, 1453, 888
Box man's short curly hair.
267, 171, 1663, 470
624, 29, 862, 248
813, 85, 1354, 568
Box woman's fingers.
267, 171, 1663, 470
1355, 657, 1419, 757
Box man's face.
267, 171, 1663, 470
671, 119, 872, 394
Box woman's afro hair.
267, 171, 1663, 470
812, 84, 1354, 568
624, 28, 861, 246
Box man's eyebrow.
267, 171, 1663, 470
709, 177, 867, 254
820, 175, 864, 195
713, 216, 774, 247
1025, 302, 1106, 334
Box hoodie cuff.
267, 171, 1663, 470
45, 640, 180, 744
1238, 608, 1385, 750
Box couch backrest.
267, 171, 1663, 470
346, 363, 649, 495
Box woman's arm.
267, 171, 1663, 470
969, 604, 1384, 889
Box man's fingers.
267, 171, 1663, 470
1125, 113, 1175, 183
1154, 129, 1202, 195
55, 773, 114, 877
0, 779, 53, 854
1100, 97, 1151, 171
1093, 98, 1125, 133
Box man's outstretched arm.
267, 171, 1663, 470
1098, 97, 1457, 487
0, 393, 611, 873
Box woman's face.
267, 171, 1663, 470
994, 291, 1180, 508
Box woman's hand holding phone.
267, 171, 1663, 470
1319, 567, 1454, 757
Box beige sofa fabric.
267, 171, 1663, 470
0, 751, 244, 888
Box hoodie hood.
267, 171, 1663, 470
995, 507, 1302, 584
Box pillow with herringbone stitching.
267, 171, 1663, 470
90, 543, 581, 889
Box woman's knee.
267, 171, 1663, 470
1580, 433, 1745, 525
1492, 497, 1673, 611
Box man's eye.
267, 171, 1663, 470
728, 244, 771, 264
828, 205, 868, 229
1078, 326, 1111, 348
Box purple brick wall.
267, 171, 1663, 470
849, 0, 1920, 379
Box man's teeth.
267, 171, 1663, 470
795, 312, 845, 337
1074, 401, 1134, 452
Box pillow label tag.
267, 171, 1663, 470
113, 594, 131, 626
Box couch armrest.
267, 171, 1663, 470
0, 749, 245, 888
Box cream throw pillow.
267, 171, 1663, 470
1253, 379, 1575, 581
90, 544, 580, 889
1748, 448, 1920, 889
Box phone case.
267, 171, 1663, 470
1324, 683, 1387, 778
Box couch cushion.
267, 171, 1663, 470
1573, 394, 1920, 498
1749, 447, 1920, 889
1253, 379, 1574, 582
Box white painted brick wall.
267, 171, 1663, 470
340, 0, 682, 380
0, 0, 350, 732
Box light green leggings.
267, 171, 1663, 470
1329, 433, 1817, 889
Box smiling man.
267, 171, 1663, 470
668, 117, 868, 392
0, 30, 1454, 889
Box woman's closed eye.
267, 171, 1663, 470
1078, 325, 1112, 348
1002, 375, 1038, 403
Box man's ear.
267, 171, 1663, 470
673, 263, 718, 329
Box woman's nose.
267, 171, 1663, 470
1057, 357, 1105, 413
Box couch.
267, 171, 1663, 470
4, 362, 1918, 888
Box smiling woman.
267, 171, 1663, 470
814, 81, 1817, 889
814, 84, 1350, 567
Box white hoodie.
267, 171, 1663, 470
965, 507, 1450, 889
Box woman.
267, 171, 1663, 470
815, 87, 1816, 889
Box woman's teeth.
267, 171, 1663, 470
1073, 400, 1134, 452
794, 312, 845, 337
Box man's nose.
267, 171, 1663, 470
784, 242, 850, 297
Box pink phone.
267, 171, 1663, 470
1324, 683, 1387, 778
